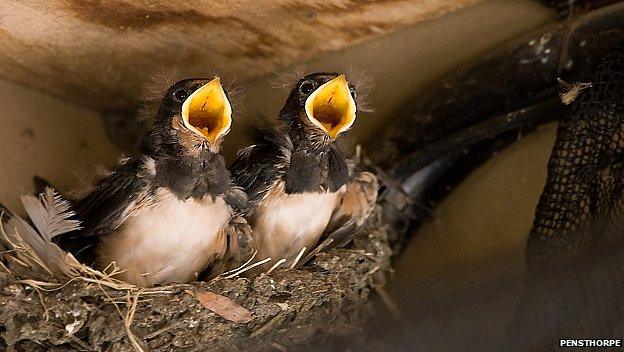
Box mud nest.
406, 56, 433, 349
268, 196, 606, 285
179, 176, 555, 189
0, 207, 391, 352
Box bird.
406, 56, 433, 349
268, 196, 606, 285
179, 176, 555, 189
230, 72, 378, 269
56, 77, 252, 286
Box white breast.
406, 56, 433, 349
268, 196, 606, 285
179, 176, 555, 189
252, 183, 343, 263
98, 188, 231, 286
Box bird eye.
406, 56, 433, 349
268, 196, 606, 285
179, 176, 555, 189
299, 80, 317, 95
349, 86, 357, 100
173, 89, 189, 102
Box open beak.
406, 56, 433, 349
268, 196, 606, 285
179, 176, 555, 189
181, 77, 232, 145
304, 74, 356, 139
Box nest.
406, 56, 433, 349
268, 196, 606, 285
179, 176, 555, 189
0, 206, 391, 351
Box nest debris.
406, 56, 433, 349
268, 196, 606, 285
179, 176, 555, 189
0, 207, 391, 351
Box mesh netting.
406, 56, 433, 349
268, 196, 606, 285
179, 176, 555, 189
510, 42, 624, 350
527, 42, 624, 271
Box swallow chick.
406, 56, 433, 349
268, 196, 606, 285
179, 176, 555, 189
230, 72, 378, 268
58, 77, 252, 286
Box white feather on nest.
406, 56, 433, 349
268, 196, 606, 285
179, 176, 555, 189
21, 187, 82, 240
1, 187, 81, 277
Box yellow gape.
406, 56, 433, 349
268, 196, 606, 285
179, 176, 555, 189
181, 77, 232, 145
304, 75, 357, 139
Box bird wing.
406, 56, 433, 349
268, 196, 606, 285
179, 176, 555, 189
221, 185, 254, 269
327, 171, 378, 236
303, 171, 379, 262
58, 157, 149, 259
224, 214, 254, 266
230, 131, 291, 208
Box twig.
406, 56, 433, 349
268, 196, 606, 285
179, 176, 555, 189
223, 257, 272, 279
266, 259, 286, 274
0, 224, 54, 275
301, 239, 333, 266
289, 247, 307, 269
145, 325, 174, 340
124, 291, 146, 352
18, 281, 51, 321
249, 312, 287, 339
222, 250, 257, 276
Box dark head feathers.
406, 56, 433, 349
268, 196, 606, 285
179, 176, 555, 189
279, 72, 341, 118
137, 76, 238, 155
154, 78, 214, 128
345, 66, 374, 113
137, 71, 244, 125
271, 67, 374, 113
